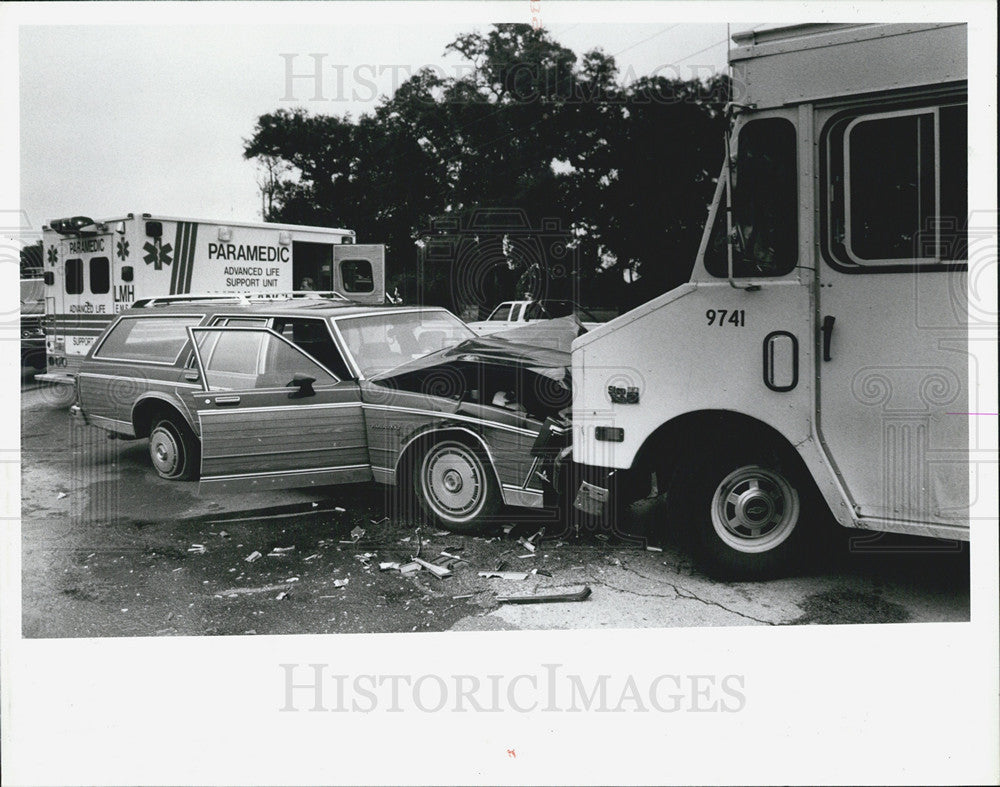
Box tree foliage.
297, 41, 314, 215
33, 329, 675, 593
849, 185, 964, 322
244, 24, 729, 312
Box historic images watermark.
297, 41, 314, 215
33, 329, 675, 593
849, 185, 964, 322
277, 54, 725, 105
279, 663, 746, 713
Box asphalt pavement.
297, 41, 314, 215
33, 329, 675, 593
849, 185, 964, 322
20, 377, 970, 638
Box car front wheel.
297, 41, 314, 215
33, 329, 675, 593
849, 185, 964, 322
149, 415, 200, 481
413, 439, 500, 533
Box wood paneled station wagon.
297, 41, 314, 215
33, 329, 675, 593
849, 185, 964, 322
70, 295, 572, 531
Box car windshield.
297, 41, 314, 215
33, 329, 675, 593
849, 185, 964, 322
336, 310, 475, 378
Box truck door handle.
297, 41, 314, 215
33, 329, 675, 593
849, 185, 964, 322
821, 315, 836, 362
213, 395, 241, 406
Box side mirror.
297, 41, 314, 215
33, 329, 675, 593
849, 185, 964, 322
288, 373, 316, 397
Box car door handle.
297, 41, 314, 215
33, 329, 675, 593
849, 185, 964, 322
184, 371, 200, 382
213, 395, 241, 406
821, 315, 836, 362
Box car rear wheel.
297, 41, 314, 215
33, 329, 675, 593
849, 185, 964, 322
413, 439, 500, 533
149, 415, 200, 481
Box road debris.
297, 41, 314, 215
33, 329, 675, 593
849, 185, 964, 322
478, 571, 530, 581
303, 553, 320, 562
218, 530, 229, 538
399, 562, 421, 575
275, 591, 288, 600
285, 577, 299, 583
187, 544, 206, 554
379, 562, 401, 571
333, 578, 350, 588
370, 516, 390, 526
333, 506, 346, 513
413, 557, 452, 578
646, 545, 663, 553
57, 491, 68, 499
216, 583, 288, 597
244, 550, 262, 563
497, 585, 592, 604
268, 546, 296, 556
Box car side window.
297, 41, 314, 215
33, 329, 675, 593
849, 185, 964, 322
271, 317, 353, 379
193, 328, 337, 391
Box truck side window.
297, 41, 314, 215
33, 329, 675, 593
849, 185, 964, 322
489, 304, 512, 321
705, 118, 798, 278
825, 102, 967, 267
89, 257, 110, 294
65, 258, 83, 294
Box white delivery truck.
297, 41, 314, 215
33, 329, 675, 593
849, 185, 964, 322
37, 213, 385, 383
571, 23, 973, 577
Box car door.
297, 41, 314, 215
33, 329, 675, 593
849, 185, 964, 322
185, 325, 372, 492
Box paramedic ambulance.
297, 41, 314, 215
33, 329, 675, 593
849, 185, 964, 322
38, 213, 385, 384
571, 23, 974, 577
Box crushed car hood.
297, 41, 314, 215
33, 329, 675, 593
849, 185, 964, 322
369, 315, 580, 382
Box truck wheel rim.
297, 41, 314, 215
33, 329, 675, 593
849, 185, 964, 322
150, 426, 180, 477
421, 442, 484, 522
710, 465, 799, 553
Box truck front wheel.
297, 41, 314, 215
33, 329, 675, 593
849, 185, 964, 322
682, 447, 812, 579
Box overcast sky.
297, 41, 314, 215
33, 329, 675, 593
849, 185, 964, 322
17, 20, 751, 239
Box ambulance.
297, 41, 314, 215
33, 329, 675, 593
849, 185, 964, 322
570, 23, 976, 577
37, 213, 385, 383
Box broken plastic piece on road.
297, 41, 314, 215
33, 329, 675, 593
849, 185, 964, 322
304, 553, 320, 561
188, 544, 206, 554
269, 546, 295, 555
216, 583, 288, 596
333, 578, 350, 588
334, 506, 346, 513
285, 577, 299, 583
275, 591, 288, 600
496, 585, 592, 604
244, 551, 262, 563
350, 526, 366, 541
57, 491, 68, 499
218, 530, 229, 538
517, 537, 536, 553
379, 562, 401, 571
370, 516, 390, 526
516, 553, 536, 559
646, 545, 663, 552
502, 524, 515, 535
399, 562, 421, 574
531, 569, 553, 577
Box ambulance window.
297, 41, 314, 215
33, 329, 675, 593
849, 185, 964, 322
95, 316, 202, 363
340, 259, 374, 293
65, 259, 84, 294
89, 257, 110, 294
705, 118, 798, 278
825, 102, 967, 267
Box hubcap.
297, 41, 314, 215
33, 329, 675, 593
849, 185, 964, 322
421, 442, 484, 522
710, 465, 799, 554
150, 427, 179, 476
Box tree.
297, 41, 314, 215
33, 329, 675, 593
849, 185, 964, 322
244, 24, 729, 313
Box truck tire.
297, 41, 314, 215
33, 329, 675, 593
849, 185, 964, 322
681, 444, 814, 579
148, 415, 200, 481
412, 439, 500, 533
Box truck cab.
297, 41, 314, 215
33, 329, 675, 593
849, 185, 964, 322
570, 23, 971, 577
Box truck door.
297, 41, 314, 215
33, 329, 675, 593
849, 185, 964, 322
186, 326, 372, 493
815, 100, 969, 533
333, 245, 385, 304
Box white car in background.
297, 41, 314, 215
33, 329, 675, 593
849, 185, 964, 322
466, 299, 605, 336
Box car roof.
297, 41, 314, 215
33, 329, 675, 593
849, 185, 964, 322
121, 299, 447, 320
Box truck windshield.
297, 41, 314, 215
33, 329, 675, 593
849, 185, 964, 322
705, 117, 798, 278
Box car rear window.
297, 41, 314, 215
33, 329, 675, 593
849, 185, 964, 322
94, 316, 202, 363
